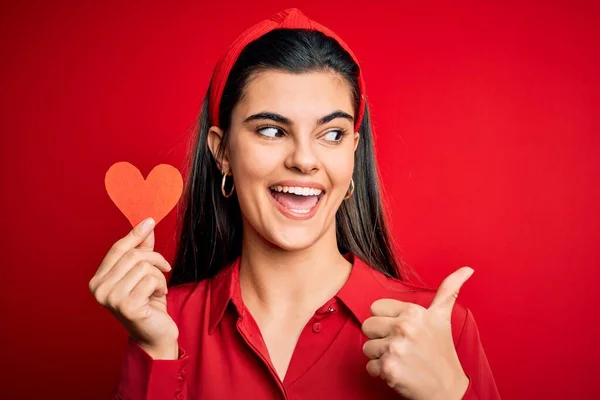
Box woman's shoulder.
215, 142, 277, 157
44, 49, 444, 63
165, 279, 211, 314
373, 272, 442, 307
355, 257, 438, 306
361, 264, 471, 339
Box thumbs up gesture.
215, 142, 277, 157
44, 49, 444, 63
361, 267, 474, 400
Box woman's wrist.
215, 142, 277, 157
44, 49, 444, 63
138, 340, 179, 360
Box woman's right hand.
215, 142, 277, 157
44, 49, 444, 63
89, 217, 179, 359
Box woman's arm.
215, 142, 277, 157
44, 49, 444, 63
456, 309, 501, 399
113, 337, 189, 400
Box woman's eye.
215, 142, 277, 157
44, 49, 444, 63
323, 130, 344, 142
257, 126, 284, 138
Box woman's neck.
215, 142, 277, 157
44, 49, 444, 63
238, 224, 352, 317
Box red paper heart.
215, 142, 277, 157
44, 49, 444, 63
105, 162, 183, 227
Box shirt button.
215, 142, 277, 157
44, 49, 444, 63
312, 322, 322, 333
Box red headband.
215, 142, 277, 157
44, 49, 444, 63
208, 8, 366, 132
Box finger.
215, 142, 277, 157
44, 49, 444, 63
362, 338, 388, 360
362, 316, 396, 339
429, 267, 474, 313
370, 298, 414, 318
92, 250, 171, 301
118, 275, 166, 321
366, 359, 382, 378
108, 262, 168, 307
377, 354, 405, 389
95, 217, 155, 278
107, 250, 171, 283
137, 229, 155, 251
129, 274, 167, 304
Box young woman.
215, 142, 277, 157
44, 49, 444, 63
90, 8, 500, 400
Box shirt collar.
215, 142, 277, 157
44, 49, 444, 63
336, 253, 389, 325
208, 252, 387, 333
208, 257, 244, 335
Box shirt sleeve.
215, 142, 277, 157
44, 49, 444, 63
113, 337, 189, 400
456, 309, 501, 400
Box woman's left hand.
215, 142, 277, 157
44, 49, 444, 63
361, 267, 474, 400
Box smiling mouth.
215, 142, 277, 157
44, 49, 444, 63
268, 185, 325, 216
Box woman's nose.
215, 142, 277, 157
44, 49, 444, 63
285, 136, 320, 174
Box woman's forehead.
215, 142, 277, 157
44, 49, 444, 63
236, 70, 355, 122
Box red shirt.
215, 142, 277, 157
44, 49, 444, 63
114, 254, 500, 399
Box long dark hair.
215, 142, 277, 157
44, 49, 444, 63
170, 29, 410, 286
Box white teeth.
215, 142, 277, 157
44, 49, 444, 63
293, 208, 310, 214
269, 185, 323, 196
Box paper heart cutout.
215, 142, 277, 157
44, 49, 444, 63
105, 162, 183, 227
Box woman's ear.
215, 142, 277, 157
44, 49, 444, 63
207, 126, 230, 172
353, 131, 360, 152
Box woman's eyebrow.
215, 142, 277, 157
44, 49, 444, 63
243, 110, 354, 126
244, 112, 292, 125
316, 110, 354, 125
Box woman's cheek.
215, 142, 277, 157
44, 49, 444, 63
321, 149, 354, 188
231, 143, 282, 212
237, 143, 281, 181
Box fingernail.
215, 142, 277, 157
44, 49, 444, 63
141, 217, 155, 229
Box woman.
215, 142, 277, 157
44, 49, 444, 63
90, 8, 500, 400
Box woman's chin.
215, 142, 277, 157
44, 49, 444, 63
265, 227, 321, 251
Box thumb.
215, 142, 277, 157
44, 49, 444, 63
136, 228, 155, 251
429, 267, 474, 314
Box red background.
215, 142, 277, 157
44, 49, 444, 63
1, 1, 598, 398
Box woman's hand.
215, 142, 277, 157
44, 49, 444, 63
361, 268, 474, 400
89, 217, 179, 359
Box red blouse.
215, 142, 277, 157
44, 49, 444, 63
114, 254, 500, 399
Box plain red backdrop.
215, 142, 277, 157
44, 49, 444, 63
1, 0, 599, 398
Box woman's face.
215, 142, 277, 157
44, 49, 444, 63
209, 70, 359, 251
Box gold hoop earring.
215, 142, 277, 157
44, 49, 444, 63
344, 178, 355, 200
221, 171, 235, 198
